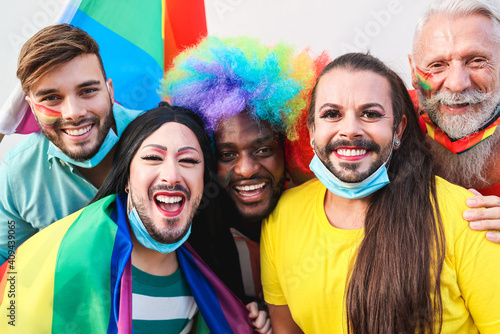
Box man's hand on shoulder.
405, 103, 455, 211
464, 189, 500, 244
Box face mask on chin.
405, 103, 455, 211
309, 136, 396, 199
309, 154, 390, 199
127, 204, 191, 254
47, 128, 118, 168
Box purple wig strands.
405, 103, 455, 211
162, 36, 315, 139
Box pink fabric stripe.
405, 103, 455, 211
117, 260, 133, 333
15, 106, 40, 134
183, 243, 253, 333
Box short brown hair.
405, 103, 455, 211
17, 24, 106, 93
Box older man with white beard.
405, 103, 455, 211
409, 0, 500, 243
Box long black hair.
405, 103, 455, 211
92, 102, 214, 203
309, 53, 445, 334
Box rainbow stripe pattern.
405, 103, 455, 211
420, 112, 500, 154
32, 103, 62, 129
415, 67, 433, 94
16, 0, 207, 134
0, 193, 252, 333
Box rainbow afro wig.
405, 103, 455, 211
162, 36, 316, 139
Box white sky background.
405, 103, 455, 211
0, 0, 434, 159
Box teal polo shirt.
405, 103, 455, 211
0, 104, 143, 262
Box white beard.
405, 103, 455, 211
429, 129, 500, 189
423, 89, 500, 139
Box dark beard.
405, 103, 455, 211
316, 139, 389, 183
240, 173, 286, 223
41, 105, 115, 162
136, 183, 198, 244
134, 193, 202, 244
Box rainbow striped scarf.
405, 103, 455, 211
420, 111, 500, 154
0, 194, 253, 333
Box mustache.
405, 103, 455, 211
428, 89, 491, 106
324, 139, 381, 154
53, 116, 100, 129
149, 184, 191, 200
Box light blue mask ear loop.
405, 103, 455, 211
309, 135, 397, 199
127, 201, 191, 254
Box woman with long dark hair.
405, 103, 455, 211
261, 53, 500, 333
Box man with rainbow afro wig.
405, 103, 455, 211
163, 36, 315, 301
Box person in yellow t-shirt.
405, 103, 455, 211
261, 53, 500, 334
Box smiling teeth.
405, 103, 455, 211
337, 149, 367, 156
235, 182, 266, 192
445, 103, 470, 108
65, 125, 92, 136
156, 195, 182, 204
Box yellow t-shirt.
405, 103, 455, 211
261, 177, 500, 333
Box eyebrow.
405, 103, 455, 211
319, 102, 386, 111
76, 80, 101, 89
34, 80, 102, 98
143, 144, 168, 153
34, 88, 58, 98
423, 50, 491, 63
177, 146, 199, 154
319, 103, 340, 110
143, 144, 199, 153
359, 103, 385, 111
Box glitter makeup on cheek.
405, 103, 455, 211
416, 67, 434, 94
32, 103, 62, 129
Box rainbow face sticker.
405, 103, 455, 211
415, 67, 434, 95
32, 103, 63, 130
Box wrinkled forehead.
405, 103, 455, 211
413, 13, 499, 61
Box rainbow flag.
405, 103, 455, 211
0, 194, 252, 333
1, 0, 207, 135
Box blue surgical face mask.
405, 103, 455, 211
309, 137, 396, 199
47, 128, 118, 168
128, 206, 191, 254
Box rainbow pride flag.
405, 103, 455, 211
0, 194, 252, 333
1, 0, 207, 135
